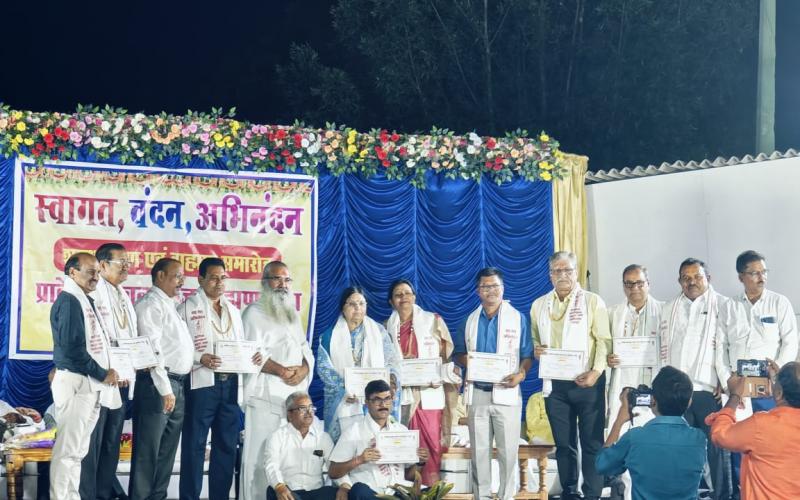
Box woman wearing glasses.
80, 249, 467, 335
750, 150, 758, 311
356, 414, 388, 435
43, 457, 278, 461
385, 279, 459, 485
316, 286, 402, 442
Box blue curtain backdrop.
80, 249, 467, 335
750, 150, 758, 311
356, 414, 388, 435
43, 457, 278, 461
0, 156, 553, 417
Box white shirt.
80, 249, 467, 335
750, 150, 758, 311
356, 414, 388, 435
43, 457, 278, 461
329, 415, 408, 492
241, 300, 314, 407
265, 420, 334, 491
731, 289, 798, 367
662, 289, 742, 391
135, 286, 193, 396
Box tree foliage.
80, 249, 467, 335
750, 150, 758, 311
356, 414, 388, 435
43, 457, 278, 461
276, 0, 758, 170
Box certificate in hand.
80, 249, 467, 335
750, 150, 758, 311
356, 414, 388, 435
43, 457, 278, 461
613, 337, 658, 368
116, 337, 159, 369
215, 340, 259, 373
401, 358, 442, 386
108, 347, 136, 382
375, 430, 419, 464
344, 367, 390, 401
538, 349, 585, 381
466, 352, 515, 384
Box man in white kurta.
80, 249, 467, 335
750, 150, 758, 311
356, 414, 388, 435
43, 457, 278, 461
240, 261, 314, 500
328, 380, 429, 498
83, 242, 137, 500
178, 257, 259, 500
718, 250, 798, 412
264, 392, 341, 500
454, 267, 533, 500
659, 257, 745, 500
130, 258, 194, 500
605, 264, 661, 500
50, 253, 119, 500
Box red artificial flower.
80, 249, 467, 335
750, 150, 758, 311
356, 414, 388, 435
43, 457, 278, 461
269, 153, 276, 160
484, 161, 492, 168
379, 130, 389, 144
398, 146, 407, 157
34, 143, 44, 152
44, 134, 54, 145
374, 146, 387, 160
57, 146, 65, 152
276, 164, 284, 171
382, 160, 390, 167
286, 156, 296, 165
275, 129, 287, 140
390, 133, 400, 142
32, 149, 40, 157
281, 149, 290, 157
293, 134, 303, 148
486, 137, 497, 150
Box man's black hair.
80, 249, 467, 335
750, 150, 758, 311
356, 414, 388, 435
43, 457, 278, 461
652, 366, 693, 416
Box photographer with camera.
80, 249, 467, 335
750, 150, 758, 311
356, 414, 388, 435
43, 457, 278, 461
597, 366, 707, 500
706, 361, 800, 499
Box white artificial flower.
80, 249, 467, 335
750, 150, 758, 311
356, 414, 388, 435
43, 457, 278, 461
466, 145, 476, 155
135, 150, 144, 157
90, 137, 109, 148
113, 118, 124, 134
301, 138, 309, 148
60, 119, 70, 128
132, 124, 143, 134
141, 133, 151, 142
468, 132, 481, 145
134, 113, 146, 121
293, 152, 302, 158
100, 121, 111, 132
406, 160, 416, 168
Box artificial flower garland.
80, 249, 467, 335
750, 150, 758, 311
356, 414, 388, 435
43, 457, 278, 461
0, 105, 565, 187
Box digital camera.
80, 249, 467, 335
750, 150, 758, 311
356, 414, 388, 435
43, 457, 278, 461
737, 359, 768, 378
627, 385, 652, 408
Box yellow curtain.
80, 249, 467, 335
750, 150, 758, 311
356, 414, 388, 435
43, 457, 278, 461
552, 153, 589, 287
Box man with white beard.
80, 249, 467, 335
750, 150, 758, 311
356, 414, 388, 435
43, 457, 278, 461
239, 261, 314, 500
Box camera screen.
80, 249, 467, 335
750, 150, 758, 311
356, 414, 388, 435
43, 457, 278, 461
738, 360, 768, 378
635, 394, 652, 406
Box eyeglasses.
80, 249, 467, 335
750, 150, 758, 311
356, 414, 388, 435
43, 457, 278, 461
107, 259, 133, 267
478, 284, 502, 292
623, 280, 647, 289
345, 301, 367, 308
742, 270, 769, 278
550, 268, 575, 276
367, 396, 393, 405
266, 276, 293, 284
288, 405, 316, 414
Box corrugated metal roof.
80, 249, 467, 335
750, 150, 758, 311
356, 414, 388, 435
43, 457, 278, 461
585, 149, 800, 184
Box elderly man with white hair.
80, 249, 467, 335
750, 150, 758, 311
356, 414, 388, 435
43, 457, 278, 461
239, 261, 314, 500
531, 251, 612, 500
264, 391, 342, 500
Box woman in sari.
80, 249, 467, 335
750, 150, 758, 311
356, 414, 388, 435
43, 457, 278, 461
386, 279, 459, 485
317, 286, 402, 442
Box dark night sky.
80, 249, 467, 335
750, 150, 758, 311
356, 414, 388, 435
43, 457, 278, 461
2, 0, 798, 167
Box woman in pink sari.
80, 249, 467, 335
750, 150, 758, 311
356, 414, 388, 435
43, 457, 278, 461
386, 279, 459, 485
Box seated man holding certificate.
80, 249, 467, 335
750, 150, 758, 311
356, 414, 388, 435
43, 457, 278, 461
329, 380, 429, 499
453, 267, 533, 500
531, 251, 611, 500
385, 278, 460, 485
177, 257, 262, 500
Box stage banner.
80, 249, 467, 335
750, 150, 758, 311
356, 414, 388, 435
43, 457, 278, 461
10, 159, 318, 360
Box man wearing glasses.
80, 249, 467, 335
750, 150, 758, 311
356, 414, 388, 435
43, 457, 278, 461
329, 380, 429, 499
659, 258, 744, 500
531, 251, 611, 500
81, 243, 137, 500
718, 250, 798, 411
240, 261, 314, 499
605, 264, 662, 500
453, 267, 533, 500
265, 392, 341, 500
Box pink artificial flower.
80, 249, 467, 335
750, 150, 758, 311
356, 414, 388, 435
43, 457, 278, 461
258, 146, 268, 155
181, 143, 190, 154
199, 133, 210, 144
188, 123, 198, 133
240, 138, 248, 147
69, 131, 82, 143
201, 146, 209, 154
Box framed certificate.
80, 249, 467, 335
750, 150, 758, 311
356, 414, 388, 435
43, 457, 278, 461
215, 340, 260, 373
466, 352, 515, 384
344, 367, 390, 401
375, 430, 419, 464
108, 347, 136, 382
401, 358, 442, 386
613, 337, 658, 368
116, 337, 159, 369
538, 349, 585, 381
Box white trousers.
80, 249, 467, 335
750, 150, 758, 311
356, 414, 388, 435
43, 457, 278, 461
468, 388, 520, 500
50, 370, 101, 500
239, 402, 284, 500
